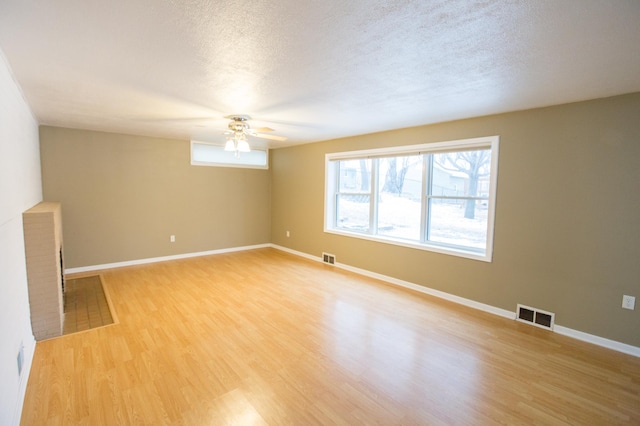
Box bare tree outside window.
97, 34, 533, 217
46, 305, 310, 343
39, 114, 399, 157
382, 156, 421, 195
434, 150, 491, 219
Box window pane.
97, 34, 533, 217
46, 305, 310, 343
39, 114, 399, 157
428, 198, 487, 249
377, 156, 422, 240
336, 194, 370, 232
432, 149, 491, 198
338, 159, 371, 193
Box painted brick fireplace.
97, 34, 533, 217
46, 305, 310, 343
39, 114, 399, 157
23, 202, 65, 340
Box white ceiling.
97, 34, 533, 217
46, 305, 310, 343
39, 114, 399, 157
1, 0, 639, 149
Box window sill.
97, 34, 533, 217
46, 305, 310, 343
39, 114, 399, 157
324, 228, 492, 262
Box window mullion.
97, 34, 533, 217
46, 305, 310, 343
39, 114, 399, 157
370, 158, 378, 235
334, 162, 340, 228
422, 154, 433, 242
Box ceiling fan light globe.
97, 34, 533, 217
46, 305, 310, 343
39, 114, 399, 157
224, 139, 236, 151
237, 140, 251, 152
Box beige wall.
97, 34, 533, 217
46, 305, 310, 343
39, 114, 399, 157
271, 93, 640, 347
40, 127, 271, 268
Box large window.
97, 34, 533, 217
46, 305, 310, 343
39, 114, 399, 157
325, 136, 499, 261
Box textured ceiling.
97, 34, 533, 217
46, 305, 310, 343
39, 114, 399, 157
0, 0, 639, 149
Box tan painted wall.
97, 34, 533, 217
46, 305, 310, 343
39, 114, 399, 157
40, 127, 271, 268
271, 93, 640, 347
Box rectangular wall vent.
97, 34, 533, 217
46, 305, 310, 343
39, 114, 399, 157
516, 304, 555, 330
322, 252, 336, 265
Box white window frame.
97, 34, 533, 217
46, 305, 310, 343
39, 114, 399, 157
324, 136, 499, 262
190, 140, 269, 169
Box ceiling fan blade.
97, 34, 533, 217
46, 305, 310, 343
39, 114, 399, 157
252, 132, 287, 141
253, 127, 275, 132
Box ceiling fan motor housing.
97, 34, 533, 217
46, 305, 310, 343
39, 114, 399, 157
228, 118, 250, 133
222, 114, 286, 142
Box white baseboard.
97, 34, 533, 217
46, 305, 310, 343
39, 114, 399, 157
271, 244, 321, 263
338, 261, 515, 319
271, 244, 640, 358
65, 243, 271, 274
13, 335, 35, 426
554, 326, 640, 358
273, 244, 514, 319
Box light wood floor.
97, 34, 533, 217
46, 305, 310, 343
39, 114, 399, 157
21, 248, 640, 425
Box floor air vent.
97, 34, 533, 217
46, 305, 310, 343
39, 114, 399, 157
516, 304, 555, 330
322, 252, 336, 265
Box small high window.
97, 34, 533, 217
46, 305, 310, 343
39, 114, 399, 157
191, 140, 269, 169
325, 136, 499, 261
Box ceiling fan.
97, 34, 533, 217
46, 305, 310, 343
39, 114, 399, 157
225, 115, 287, 141
223, 114, 287, 156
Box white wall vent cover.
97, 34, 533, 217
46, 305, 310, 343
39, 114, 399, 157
516, 304, 555, 330
322, 252, 336, 265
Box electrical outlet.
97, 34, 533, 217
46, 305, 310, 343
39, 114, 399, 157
286, 230, 290, 238
170, 235, 175, 243
622, 295, 635, 310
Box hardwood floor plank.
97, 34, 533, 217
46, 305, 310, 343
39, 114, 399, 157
21, 248, 640, 425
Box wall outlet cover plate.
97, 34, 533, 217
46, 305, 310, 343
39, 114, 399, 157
622, 295, 635, 310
